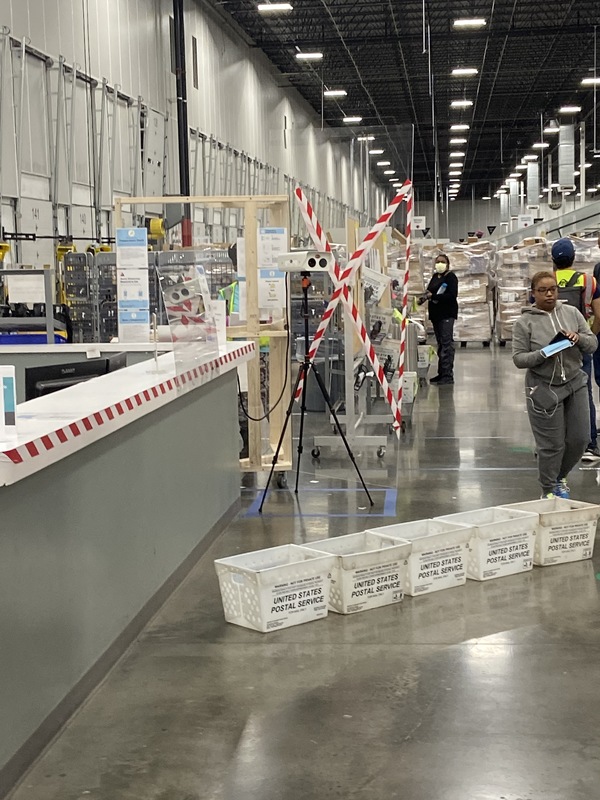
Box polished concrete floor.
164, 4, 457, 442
9, 347, 600, 800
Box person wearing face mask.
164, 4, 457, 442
419, 252, 458, 385
512, 271, 597, 499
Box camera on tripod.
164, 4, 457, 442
275, 250, 335, 273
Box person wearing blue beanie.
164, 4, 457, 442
552, 238, 600, 462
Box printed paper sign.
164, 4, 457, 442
413, 216, 427, 230
258, 227, 287, 268
259, 268, 286, 309
116, 228, 150, 343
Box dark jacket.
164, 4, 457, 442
426, 270, 458, 323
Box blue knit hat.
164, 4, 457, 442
551, 238, 575, 267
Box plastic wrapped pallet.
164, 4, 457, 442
454, 304, 492, 342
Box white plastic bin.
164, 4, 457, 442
367, 519, 472, 596
305, 532, 412, 614
214, 544, 335, 633
500, 498, 600, 566
436, 507, 537, 581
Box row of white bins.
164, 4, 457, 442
214, 498, 600, 633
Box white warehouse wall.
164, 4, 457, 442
0, 0, 383, 223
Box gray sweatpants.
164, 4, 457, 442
527, 383, 589, 494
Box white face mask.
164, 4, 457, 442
434, 262, 447, 274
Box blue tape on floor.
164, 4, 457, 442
244, 488, 397, 518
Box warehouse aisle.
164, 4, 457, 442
9, 347, 600, 800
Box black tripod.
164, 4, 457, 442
259, 272, 374, 513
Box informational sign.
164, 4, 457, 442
258, 227, 287, 268
413, 216, 427, 230
518, 214, 534, 228
210, 298, 228, 353
0, 366, 17, 440
422, 227, 431, 237
259, 268, 286, 309
116, 228, 150, 343
487, 225, 497, 235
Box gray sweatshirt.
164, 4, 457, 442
512, 302, 597, 385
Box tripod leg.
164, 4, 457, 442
258, 363, 304, 513
311, 364, 375, 507
294, 361, 310, 494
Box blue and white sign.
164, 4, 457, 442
116, 228, 150, 343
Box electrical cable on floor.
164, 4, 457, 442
238, 278, 290, 422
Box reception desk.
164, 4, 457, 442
0, 341, 254, 795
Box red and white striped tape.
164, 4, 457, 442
1, 344, 255, 467
395, 187, 414, 421
295, 187, 405, 431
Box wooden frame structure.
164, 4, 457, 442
114, 194, 292, 474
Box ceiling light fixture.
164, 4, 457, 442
532, 142, 550, 149
509, 173, 521, 178
524, 155, 539, 160
450, 99, 473, 108
258, 2, 293, 10
450, 137, 468, 144
343, 116, 362, 123
587, 187, 597, 192
357, 135, 375, 141
451, 67, 478, 76
453, 18, 486, 28
482, 196, 491, 200
323, 89, 347, 97
582, 77, 600, 85
376, 161, 391, 166
388, 178, 397, 182
573, 170, 580, 176
369, 149, 384, 155
583, 162, 592, 168
559, 105, 582, 113
450, 124, 470, 131
449, 162, 464, 168
449, 151, 466, 158
449, 170, 462, 176
550, 183, 560, 188
296, 52, 323, 60
515, 164, 527, 170
384, 170, 396, 175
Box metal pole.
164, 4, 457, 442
173, 0, 191, 245
580, 121, 586, 207
44, 267, 55, 344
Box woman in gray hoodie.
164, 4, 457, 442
512, 270, 597, 498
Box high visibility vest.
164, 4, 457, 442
555, 268, 595, 318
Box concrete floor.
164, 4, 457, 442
8, 347, 600, 800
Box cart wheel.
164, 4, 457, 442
401, 420, 407, 433
377, 446, 386, 459
483, 341, 490, 348
276, 473, 288, 489
499, 340, 507, 348
311, 447, 321, 459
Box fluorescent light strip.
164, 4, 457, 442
369, 149, 384, 155
449, 170, 462, 176
449, 151, 466, 157
482, 196, 491, 200
258, 2, 293, 10
559, 105, 582, 113
450, 137, 467, 144
450, 99, 473, 108
532, 142, 549, 149
384, 170, 396, 175
376, 161, 391, 166
452, 67, 478, 76
524, 155, 538, 160
323, 89, 347, 97
543, 127, 560, 134
296, 52, 323, 60
449, 162, 463, 168
450, 124, 470, 131
509, 173, 521, 178
357, 135, 375, 141
582, 77, 600, 86
453, 18, 486, 28
343, 116, 362, 123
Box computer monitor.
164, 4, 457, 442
24, 353, 127, 401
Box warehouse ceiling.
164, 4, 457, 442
207, 0, 600, 201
